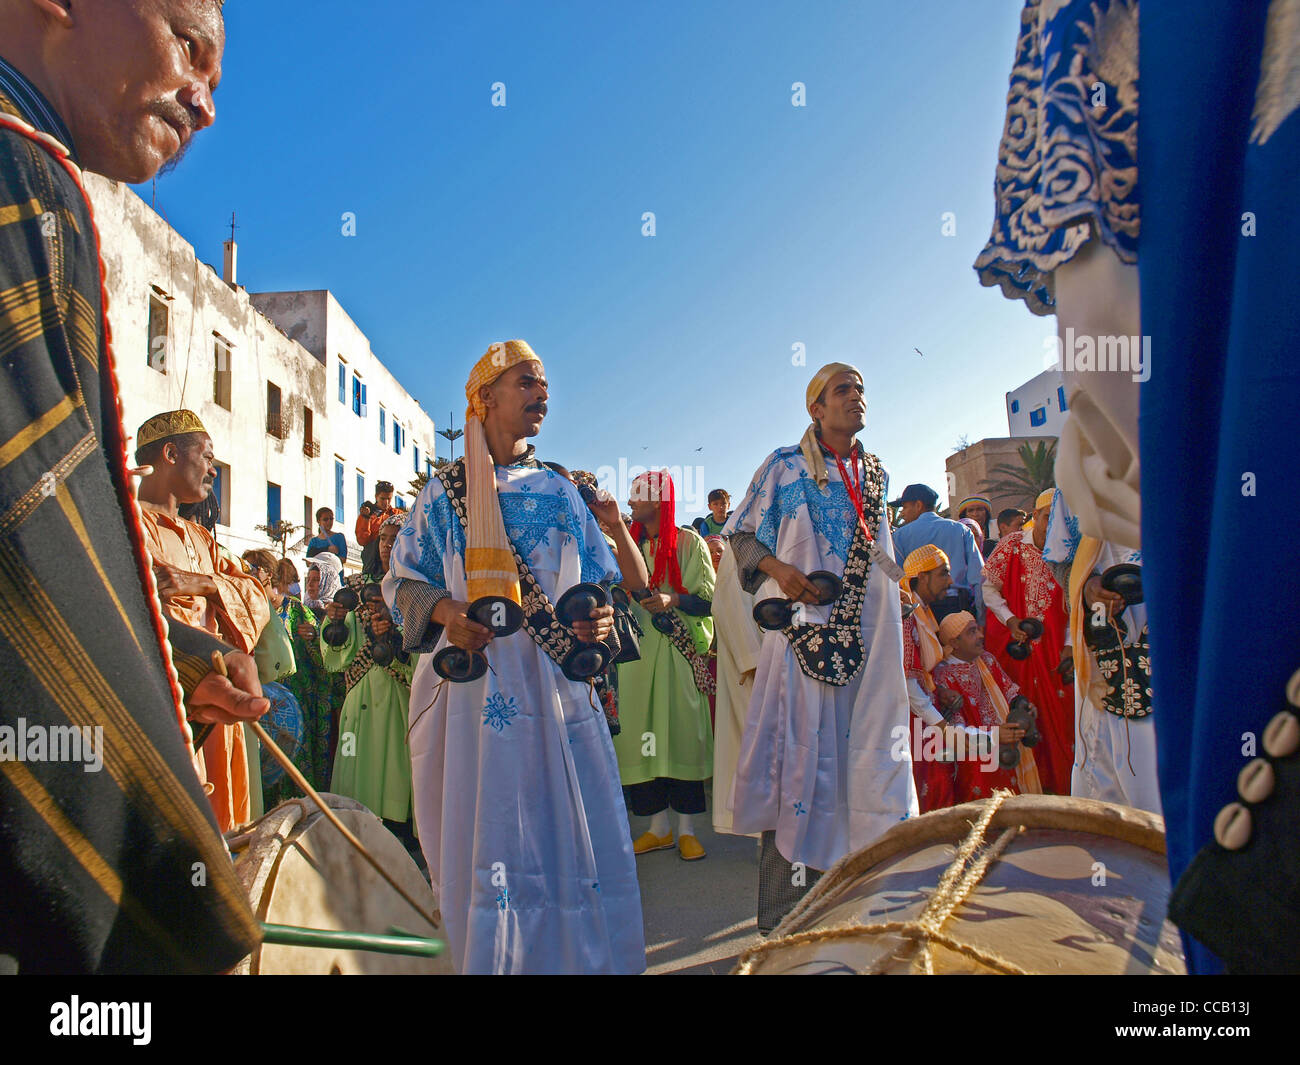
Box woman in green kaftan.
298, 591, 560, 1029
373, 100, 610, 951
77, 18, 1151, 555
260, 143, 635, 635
614, 471, 715, 860
320, 516, 415, 832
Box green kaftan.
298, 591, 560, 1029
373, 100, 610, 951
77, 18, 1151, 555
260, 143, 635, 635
321, 610, 415, 823
613, 526, 715, 784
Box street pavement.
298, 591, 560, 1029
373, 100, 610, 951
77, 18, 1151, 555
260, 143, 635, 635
628, 785, 765, 974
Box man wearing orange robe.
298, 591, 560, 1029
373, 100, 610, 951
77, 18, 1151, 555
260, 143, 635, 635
135, 411, 269, 832
980, 489, 1074, 794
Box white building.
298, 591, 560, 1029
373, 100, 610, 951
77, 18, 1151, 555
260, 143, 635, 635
1006, 368, 1068, 437
88, 175, 436, 572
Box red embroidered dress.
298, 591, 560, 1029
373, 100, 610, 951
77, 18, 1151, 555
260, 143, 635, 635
982, 534, 1074, 794
931, 653, 1022, 801
903, 611, 954, 812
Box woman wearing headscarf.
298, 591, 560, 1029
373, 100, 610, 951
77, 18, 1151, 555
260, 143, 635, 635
243, 549, 336, 803
321, 512, 416, 846
303, 552, 343, 617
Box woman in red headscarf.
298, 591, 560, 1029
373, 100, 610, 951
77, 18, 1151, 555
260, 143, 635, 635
613, 471, 717, 862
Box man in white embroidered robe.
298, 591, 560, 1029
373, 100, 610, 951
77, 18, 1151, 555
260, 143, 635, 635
723, 363, 917, 931
383, 342, 644, 974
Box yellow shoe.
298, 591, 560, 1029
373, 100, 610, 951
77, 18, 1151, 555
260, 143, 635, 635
678, 834, 706, 861
633, 830, 674, 855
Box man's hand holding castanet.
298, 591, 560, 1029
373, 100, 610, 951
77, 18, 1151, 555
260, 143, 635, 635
433, 597, 492, 652
572, 603, 614, 644
1006, 616, 1030, 643
295, 619, 317, 641
187, 651, 269, 725
639, 591, 674, 615
1082, 577, 1127, 621
370, 607, 392, 638
757, 556, 821, 604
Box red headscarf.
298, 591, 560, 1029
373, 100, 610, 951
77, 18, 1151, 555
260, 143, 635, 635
629, 470, 687, 594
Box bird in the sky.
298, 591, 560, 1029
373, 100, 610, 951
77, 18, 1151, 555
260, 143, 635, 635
694, 447, 703, 451
914, 347, 925, 357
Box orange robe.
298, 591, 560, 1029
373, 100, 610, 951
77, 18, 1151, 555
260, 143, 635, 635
140, 508, 270, 832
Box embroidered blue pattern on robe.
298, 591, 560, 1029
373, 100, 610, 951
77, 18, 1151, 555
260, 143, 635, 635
483, 692, 519, 732
755, 477, 858, 562
498, 492, 582, 560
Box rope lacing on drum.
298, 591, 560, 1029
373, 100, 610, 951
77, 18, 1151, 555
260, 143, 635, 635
733, 790, 1030, 975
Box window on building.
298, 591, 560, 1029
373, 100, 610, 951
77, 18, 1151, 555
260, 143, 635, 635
393, 420, 403, 455
266, 382, 284, 438
396, 497, 407, 511
352, 373, 367, 418
1058, 386, 1069, 413
304, 495, 313, 536
147, 287, 169, 373
1010, 399, 1020, 414
1029, 406, 1047, 427
356, 471, 365, 510
426, 457, 433, 478
338, 358, 347, 404
334, 459, 345, 523
379, 406, 386, 443
413, 444, 419, 473
213, 333, 232, 410
267, 481, 281, 527
303, 406, 318, 456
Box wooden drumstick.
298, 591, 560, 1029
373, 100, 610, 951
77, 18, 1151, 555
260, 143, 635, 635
210, 651, 438, 928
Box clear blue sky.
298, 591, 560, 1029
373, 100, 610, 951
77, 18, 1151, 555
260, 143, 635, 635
137, 1, 1054, 521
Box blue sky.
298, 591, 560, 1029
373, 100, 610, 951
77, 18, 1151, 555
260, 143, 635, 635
139, 1, 1054, 520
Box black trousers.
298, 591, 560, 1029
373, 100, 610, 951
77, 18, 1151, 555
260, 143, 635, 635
624, 777, 706, 817
757, 831, 823, 934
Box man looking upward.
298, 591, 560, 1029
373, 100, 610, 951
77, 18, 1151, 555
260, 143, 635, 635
725, 363, 915, 933
384, 341, 644, 974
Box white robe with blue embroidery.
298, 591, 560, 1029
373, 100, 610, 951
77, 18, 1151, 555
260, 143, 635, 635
722, 446, 917, 872
383, 461, 645, 974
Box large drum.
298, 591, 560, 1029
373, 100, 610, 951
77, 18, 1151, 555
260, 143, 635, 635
734, 793, 1185, 975
230, 795, 454, 974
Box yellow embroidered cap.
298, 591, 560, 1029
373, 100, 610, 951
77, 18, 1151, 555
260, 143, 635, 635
136, 409, 207, 450
464, 340, 542, 422
1035, 488, 1056, 510
938, 610, 977, 646
903, 544, 950, 581
805, 362, 863, 415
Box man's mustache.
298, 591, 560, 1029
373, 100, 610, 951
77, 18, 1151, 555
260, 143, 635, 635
526, 403, 548, 415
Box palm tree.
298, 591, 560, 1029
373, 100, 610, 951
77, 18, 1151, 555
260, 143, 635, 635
980, 440, 1056, 510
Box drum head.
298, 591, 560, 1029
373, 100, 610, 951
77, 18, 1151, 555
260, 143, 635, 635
562, 642, 609, 682
807, 570, 842, 606
1101, 563, 1144, 605
736, 795, 1184, 976
468, 596, 524, 636
1018, 617, 1044, 641
554, 583, 609, 627
259, 683, 303, 788
753, 597, 794, 631
433, 645, 486, 682
232, 796, 453, 975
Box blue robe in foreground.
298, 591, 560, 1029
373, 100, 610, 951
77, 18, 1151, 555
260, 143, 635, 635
1140, 0, 1300, 973
384, 460, 645, 974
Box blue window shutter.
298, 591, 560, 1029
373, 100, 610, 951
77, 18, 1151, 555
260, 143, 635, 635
414, 444, 419, 472
380, 408, 386, 442
267, 483, 281, 526
338, 363, 345, 404
361, 383, 368, 417
1010, 399, 1020, 414
335, 460, 344, 521
1058, 386, 1069, 412
1030, 406, 1047, 427
356, 472, 364, 508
